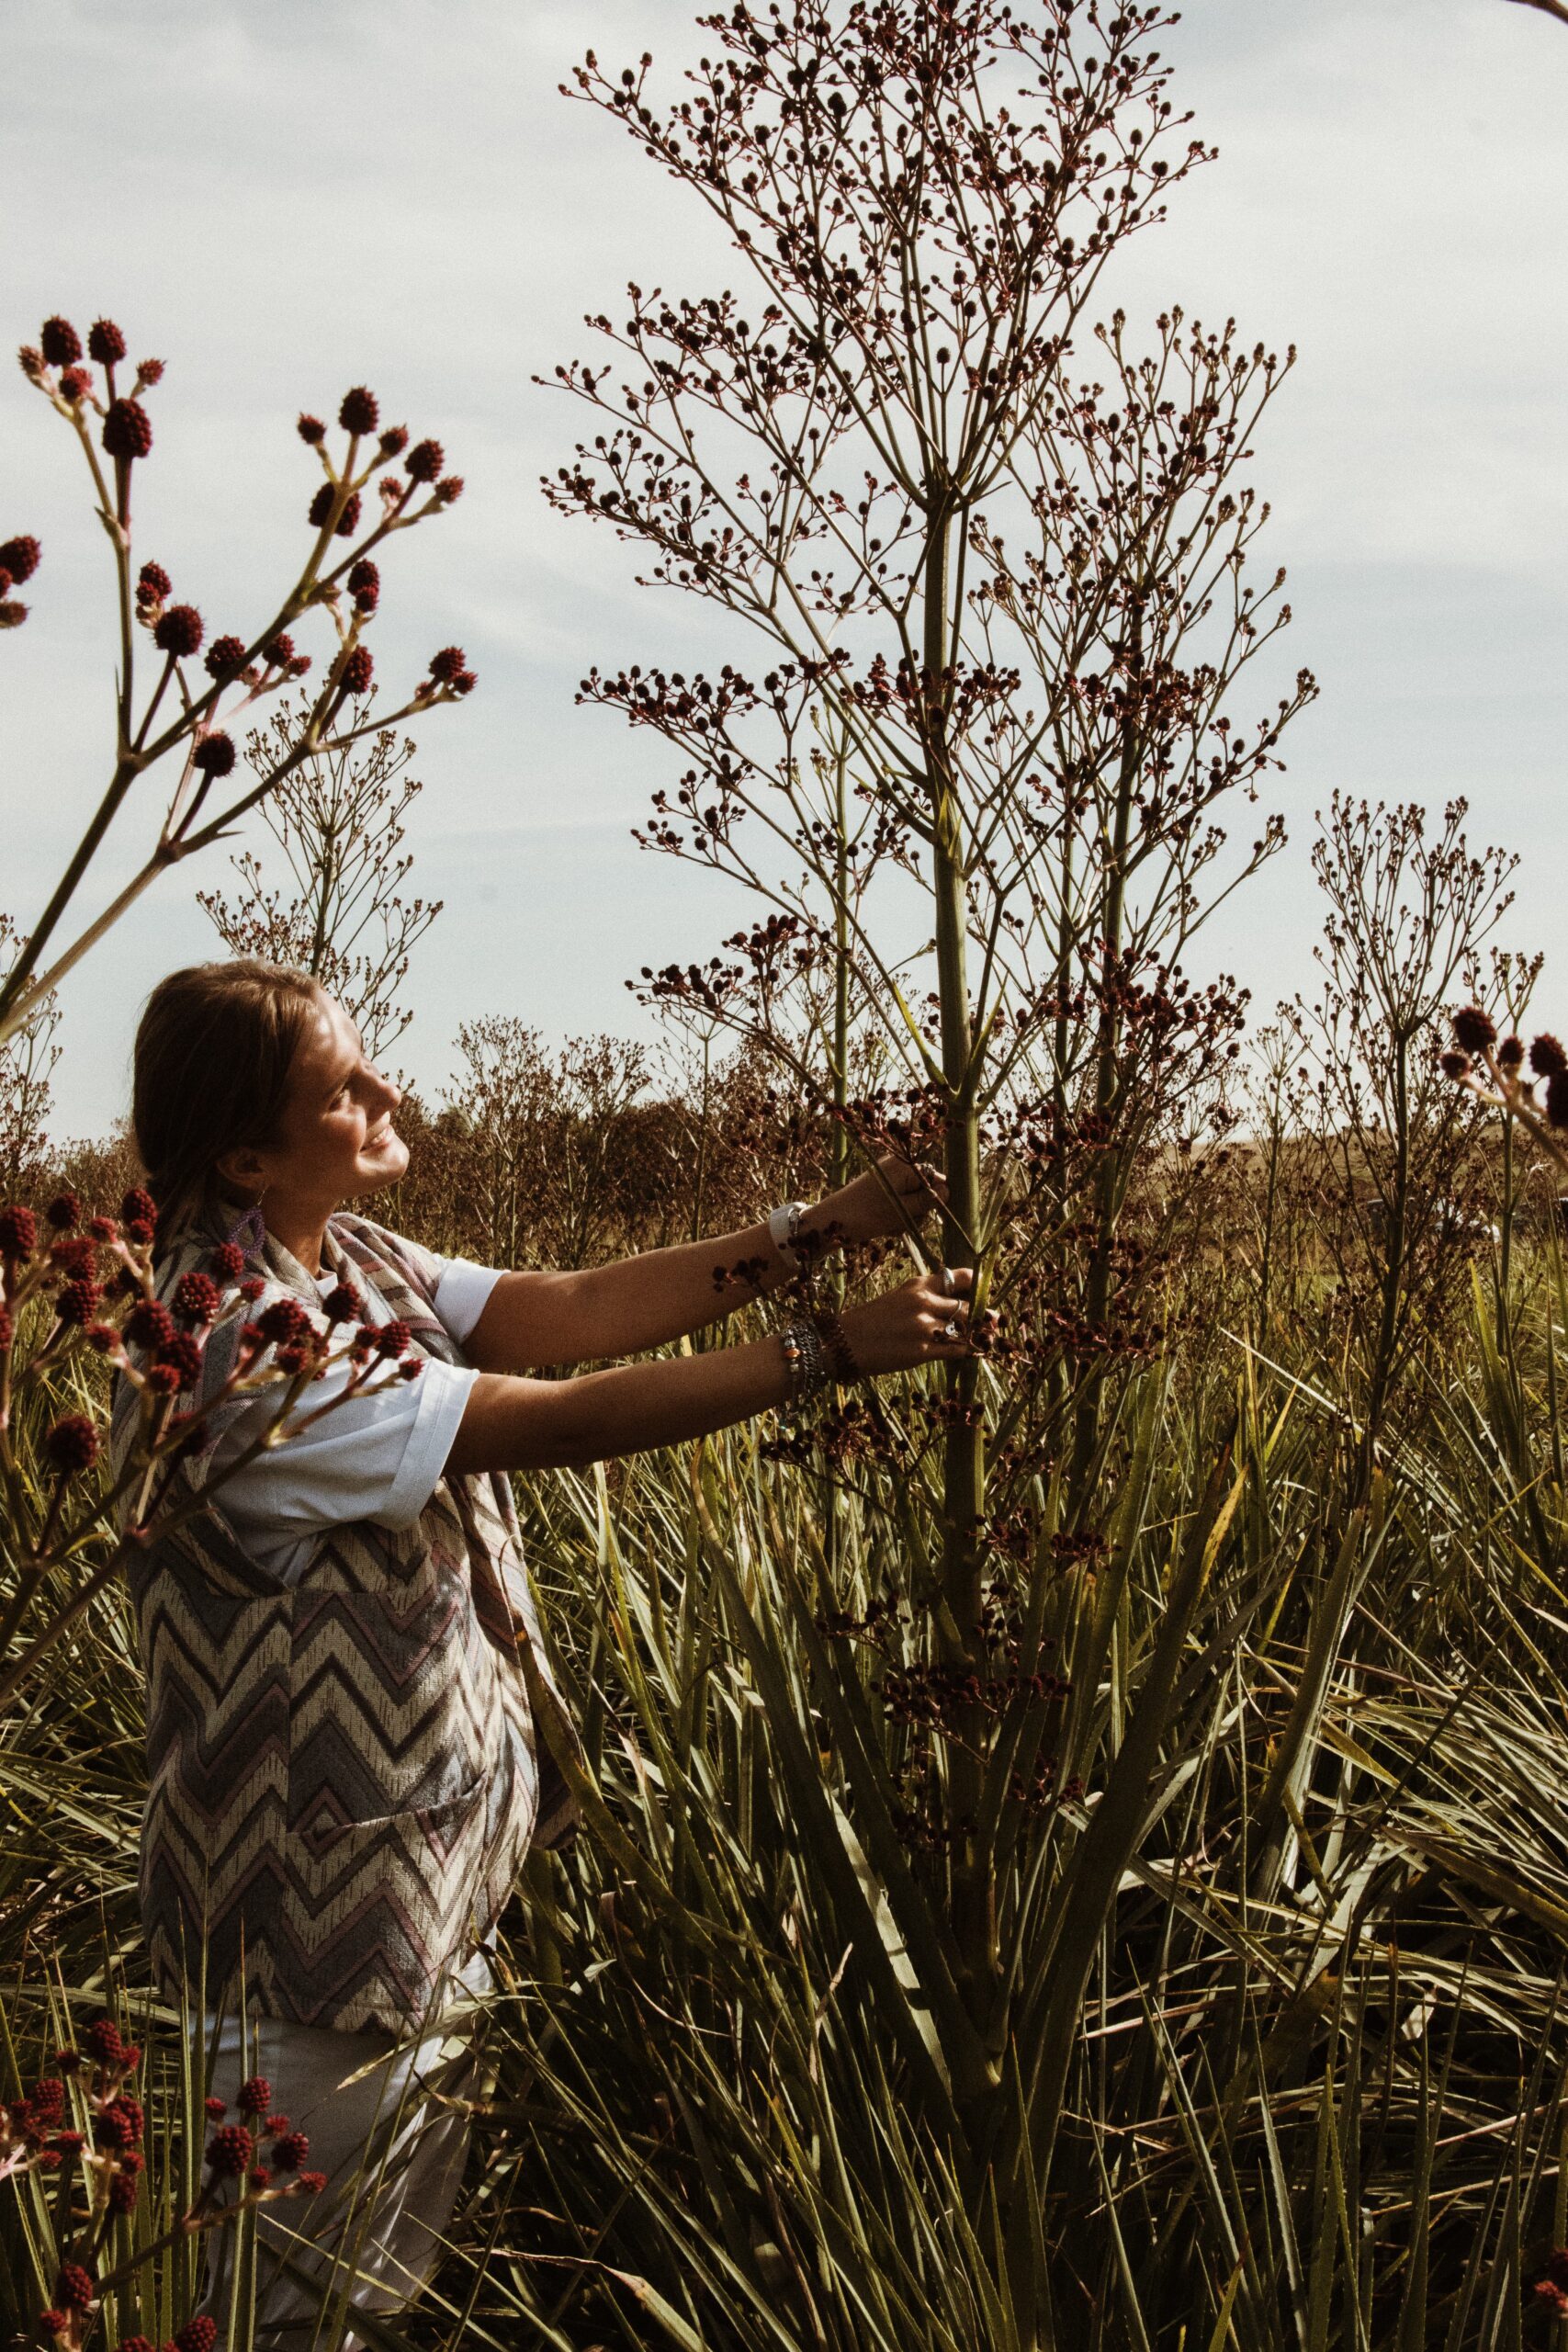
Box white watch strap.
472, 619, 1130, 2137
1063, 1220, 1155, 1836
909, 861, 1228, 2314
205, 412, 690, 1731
768, 1200, 806, 1267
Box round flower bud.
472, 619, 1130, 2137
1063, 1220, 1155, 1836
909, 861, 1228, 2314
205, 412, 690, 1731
205, 2123, 254, 2177
210, 1242, 246, 1282
37, 2314, 67, 2338
134, 563, 170, 607
263, 631, 295, 665
96, 2094, 144, 2148
405, 437, 444, 483
87, 318, 127, 365
125, 1217, 155, 1247
270, 2128, 310, 2170
347, 556, 379, 604
428, 645, 468, 684
205, 635, 248, 678
83, 2015, 125, 2064
0, 535, 41, 584
175, 1271, 220, 1325
334, 492, 362, 537
52, 2263, 96, 2312
399, 1358, 423, 1381
174, 2316, 219, 2352
339, 386, 378, 434
257, 1297, 312, 1346
157, 1331, 203, 1386
322, 1282, 363, 1323
40, 317, 83, 368
125, 1298, 175, 1350
191, 730, 236, 777
272, 1339, 313, 1375
0, 1308, 13, 1351
45, 1192, 81, 1229
238, 1275, 266, 1303
237, 2075, 272, 2118
85, 1323, 120, 1354
297, 413, 326, 445
121, 1185, 157, 1228
434, 475, 465, 504
58, 367, 91, 404
118, 2339, 158, 2352
340, 646, 373, 695
0, 1204, 39, 1258
378, 425, 409, 461
18, 345, 45, 379
56, 1277, 103, 1327
134, 357, 164, 388
1531, 1034, 1568, 1079
46, 1414, 101, 1476
294, 2168, 328, 2195
107, 2168, 141, 2215
1438, 1050, 1469, 1080
51, 1234, 96, 1275
375, 1318, 412, 1359
308, 484, 336, 528
1450, 1005, 1496, 1054
1498, 1034, 1525, 1069
204, 2096, 228, 2120
87, 1216, 118, 1242
261, 2112, 289, 2136
102, 398, 153, 462
154, 604, 204, 659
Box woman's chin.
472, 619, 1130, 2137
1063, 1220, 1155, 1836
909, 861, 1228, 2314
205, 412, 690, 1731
355, 1136, 410, 1190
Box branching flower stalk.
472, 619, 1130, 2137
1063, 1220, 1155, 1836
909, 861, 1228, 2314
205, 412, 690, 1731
546, 0, 1314, 2084
0, 314, 477, 1048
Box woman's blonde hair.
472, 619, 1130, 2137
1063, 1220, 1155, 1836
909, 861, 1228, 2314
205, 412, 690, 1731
131, 960, 322, 1253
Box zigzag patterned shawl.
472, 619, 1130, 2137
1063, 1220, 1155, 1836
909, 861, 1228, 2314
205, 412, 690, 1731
110, 1209, 581, 2036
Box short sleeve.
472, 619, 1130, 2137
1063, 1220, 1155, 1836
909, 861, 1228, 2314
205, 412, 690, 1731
432, 1257, 506, 1347
205, 1346, 477, 1577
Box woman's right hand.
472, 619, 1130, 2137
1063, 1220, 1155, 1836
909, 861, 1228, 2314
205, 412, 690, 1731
838, 1265, 985, 1377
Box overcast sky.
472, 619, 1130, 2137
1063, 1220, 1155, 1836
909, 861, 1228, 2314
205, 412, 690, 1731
4, 0, 1567, 1137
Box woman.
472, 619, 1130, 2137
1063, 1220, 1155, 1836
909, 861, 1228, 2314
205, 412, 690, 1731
114, 957, 978, 2345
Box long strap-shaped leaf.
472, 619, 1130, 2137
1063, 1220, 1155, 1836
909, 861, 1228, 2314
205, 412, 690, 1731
1005, 1436, 1245, 2298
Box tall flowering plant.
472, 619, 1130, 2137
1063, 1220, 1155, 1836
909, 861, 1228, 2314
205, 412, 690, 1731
0, 312, 476, 1690
3, 2008, 326, 2352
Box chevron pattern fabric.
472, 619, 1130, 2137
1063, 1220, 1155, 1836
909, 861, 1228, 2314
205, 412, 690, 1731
111, 1211, 582, 2035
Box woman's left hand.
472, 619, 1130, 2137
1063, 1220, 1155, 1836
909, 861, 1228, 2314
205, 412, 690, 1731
820, 1153, 947, 1247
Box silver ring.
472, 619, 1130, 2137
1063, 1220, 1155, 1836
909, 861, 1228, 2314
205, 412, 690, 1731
942, 1316, 961, 1340
940, 1264, 956, 1298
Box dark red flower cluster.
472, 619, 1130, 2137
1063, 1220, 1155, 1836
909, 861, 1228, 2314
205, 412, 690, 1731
122, 1185, 158, 1230
210, 1241, 247, 1283
236, 2075, 272, 2117
102, 398, 153, 462
0, 1202, 38, 1259
40, 318, 82, 368
405, 436, 444, 483
340, 385, 378, 434
44, 1415, 100, 1476
323, 1281, 363, 1323
58, 367, 92, 404
191, 730, 236, 777
340, 646, 373, 695
153, 604, 204, 659
174, 1271, 220, 1325
347, 558, 379, 614
0, 533, 41, 583
205, 2121, 254, 2177
125, 1298, 175, 1351
205, 633, 247, 678
87, 318, 126, 366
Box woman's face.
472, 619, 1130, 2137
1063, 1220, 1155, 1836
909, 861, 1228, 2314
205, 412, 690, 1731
221, 991, 409, 1212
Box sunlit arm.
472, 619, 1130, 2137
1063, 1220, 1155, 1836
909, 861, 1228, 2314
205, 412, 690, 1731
459, 1158, 942, 1372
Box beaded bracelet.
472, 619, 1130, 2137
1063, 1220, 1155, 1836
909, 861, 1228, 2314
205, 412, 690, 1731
780, 1318, 830, 1408
813, 1310, 863, 1384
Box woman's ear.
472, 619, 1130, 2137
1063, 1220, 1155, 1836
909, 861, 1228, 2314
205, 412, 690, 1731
215, 1143, 268, 1193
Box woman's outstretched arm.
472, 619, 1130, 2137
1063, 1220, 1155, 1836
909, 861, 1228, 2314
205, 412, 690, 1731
460, 1156, 944, 1373
446, 1263, 976, 1474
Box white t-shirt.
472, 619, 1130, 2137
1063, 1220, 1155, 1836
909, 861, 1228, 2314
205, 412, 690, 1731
207, 1255, 503, 1585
